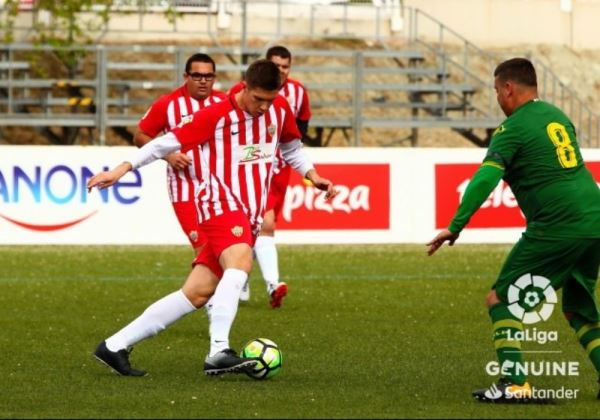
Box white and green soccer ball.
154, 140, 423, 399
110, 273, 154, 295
241, 338, 282, 380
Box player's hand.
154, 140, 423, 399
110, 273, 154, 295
165, 152, 191, 170
87, 162, 132, 193
426, 229, 460, 256
305, 169, 338, 201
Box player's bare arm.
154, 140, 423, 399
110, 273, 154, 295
427, 163, 503, 256
88, 132, 182, 193
87, 162, 132, 192
426, 229, 460, 256
305, 168, 338, 200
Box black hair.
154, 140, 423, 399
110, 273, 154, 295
244, 59, 281, 91
494, 57, 537, 87
185, 53, 216, 74
266, 45, 292, 62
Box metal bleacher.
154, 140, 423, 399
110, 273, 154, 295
0, 42, 485, 147
0, 2, 598, 147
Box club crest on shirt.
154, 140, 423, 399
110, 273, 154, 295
177, 114, 194, 128
268, 123, 277, 136
492, 124, 505, 137
231, 226, 244, 237
189, 230, 198, 242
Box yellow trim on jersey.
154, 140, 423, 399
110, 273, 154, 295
586, 338, 600, 355
494, 338, 522, 350
492, 124, 506, 137
493, 320, 523, 331
482, 161, 505, 171
576, 322, 600, 341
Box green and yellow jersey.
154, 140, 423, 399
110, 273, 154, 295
450, 99, 600, 238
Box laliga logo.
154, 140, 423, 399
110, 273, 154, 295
507, 274, 557, 324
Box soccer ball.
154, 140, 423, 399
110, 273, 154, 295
241, 338, 282, 380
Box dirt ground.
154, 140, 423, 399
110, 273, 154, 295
1, 39, 598, 148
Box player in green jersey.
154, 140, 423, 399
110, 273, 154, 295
428, 57, 600, 402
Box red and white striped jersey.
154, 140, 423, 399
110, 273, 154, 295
171, 95, 302, 233
279, 78, 311, 122
138, 85, 227, 203
228, 78, 310, 174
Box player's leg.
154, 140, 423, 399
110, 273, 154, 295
473, 235, 578, 402
563, 238, 600, 399
94, 262, 217, 377
474, 237, 534, 401
472, 288, 531, 401
201, 211, 258, 375
254, 166, 290, 308
172, 200, 207, 257
475, 236, 596, 401
172, 200, 213, 315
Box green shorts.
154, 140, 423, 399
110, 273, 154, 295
494, 234, 600, 322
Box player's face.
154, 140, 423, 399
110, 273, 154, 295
269, 55, 291, 86
184, 61, 216, 100
241, 87, 279, 117
494, 76, 513, 117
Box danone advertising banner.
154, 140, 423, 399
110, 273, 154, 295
0, 146, 598, 244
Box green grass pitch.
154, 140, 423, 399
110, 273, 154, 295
0, 244, 598, 418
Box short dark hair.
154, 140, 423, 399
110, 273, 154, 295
494, 58, 537, 87
266, 45, 292, 62
244, 59, 281, 91
185, 53, 216, 74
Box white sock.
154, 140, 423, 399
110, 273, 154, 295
204, 296, 214, 319
254, 235, 279, 293
209, 268, 247, 356
105, 289, 196, 352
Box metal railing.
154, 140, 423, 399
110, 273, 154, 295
405, 7, 599, 147
0, 42, 483, 146
1, 0, 405, 43
1, 2, 597, 147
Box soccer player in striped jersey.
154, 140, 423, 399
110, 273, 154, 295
428, 58, 600, 402
134, 53, 227, 256
88, 59, 336, 377
229, 45, 312, 308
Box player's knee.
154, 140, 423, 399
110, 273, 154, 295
260, 223, 275, 236
486, 290, 501, 308
236, 256, 253, 274
260, 210, 276, 235
182, 288, 211, 309
220, 243, 253, 273
182, 265, 219, 308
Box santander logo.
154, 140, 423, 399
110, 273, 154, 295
0, 164, 142, 232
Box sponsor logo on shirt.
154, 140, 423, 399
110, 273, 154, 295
238, 143, 276, 165
268, 123, 277, 136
